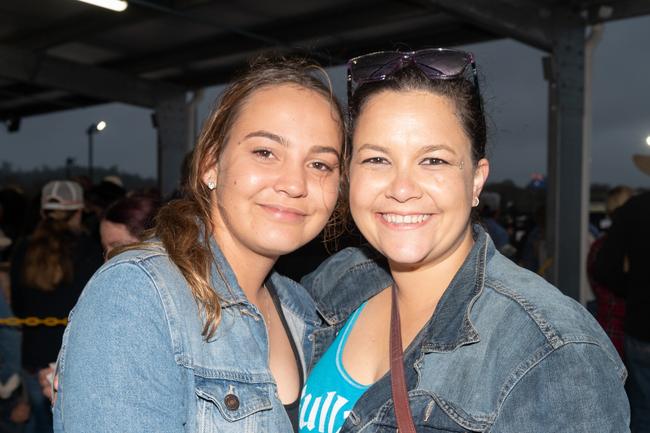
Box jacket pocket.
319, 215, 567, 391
195, 376, 274, 423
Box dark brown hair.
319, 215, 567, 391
348, 65, 486, 163
103, 194, 161, 240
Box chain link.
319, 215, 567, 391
0, 317, 68, 327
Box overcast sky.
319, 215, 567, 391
1, 15, 649, 188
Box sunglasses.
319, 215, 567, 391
346, 48, 479, 102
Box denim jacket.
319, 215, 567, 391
302, 226, 630, 433
53, 239, 320, 433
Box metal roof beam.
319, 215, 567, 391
1, 9, 149, 51
0, 45, 185, 108
423, 0, 556, 51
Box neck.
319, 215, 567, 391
211, 230, 276, 303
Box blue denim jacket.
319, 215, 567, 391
302, 226, 630, 433
53, 239, 320, 433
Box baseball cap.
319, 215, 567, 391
41, 180, 84, 211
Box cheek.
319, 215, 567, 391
349, 171, 374, 217
311, 175, 340, 213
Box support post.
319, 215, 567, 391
544, 25, 588, 301
155, 95, 192, 198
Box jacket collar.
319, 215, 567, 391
312, 225, 494, 350
418, 225, 492, 351
308, 246, 394, 326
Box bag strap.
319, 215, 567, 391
390, 284, 417, 433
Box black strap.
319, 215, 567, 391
390, 284, 417, 433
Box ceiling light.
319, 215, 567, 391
74, 0, 128, 12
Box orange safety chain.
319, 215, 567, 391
0, 317, 68, 326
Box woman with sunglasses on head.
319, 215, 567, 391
52, 56, 345, 433
300, 49, 629, 433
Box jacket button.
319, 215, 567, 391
224, 394, 240, 411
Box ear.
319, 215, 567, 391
201, 164, 218, 189
472, 158, 490, 200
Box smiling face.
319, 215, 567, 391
350, 90, 489, 269
202, 84, 342, 261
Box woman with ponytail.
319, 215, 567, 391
10, 180, 103, 433
53, 56, 345, 433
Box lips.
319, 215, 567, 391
380, 213, 432, 224
259, 203, 308, 221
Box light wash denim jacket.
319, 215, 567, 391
302, 226, 630, 433
53, 239, 320, 433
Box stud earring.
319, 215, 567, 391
207, 181, 216, 190
472, 197, 480, 207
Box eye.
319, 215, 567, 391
310, 161, 334, 172
420, 157, 448, 166
252, 149, 274, 159
361, 156, 389, 165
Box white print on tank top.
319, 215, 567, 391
299, 391, 351, 433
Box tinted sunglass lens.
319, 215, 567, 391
415, 49, 471, 77
349, 52, 404, 84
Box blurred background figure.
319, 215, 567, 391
587, 185, 634, 359
478, 191, 516, 258
9, 180, 103, 433
83, 177, 126, 243
595, 155, 650, 433
1, 285, 27, 433
0, 188, 28, 263
100, 193, 161, 258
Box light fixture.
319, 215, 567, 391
646, 135, 650, 146
74, 0, 128, 12
87, 121, 108, 182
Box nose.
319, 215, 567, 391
274, 162, 308, 198
385, 168, 422, 203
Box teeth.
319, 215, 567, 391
381, 213, 431, 224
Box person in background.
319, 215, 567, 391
478, 191, 511, 255
1, 289, 28, 433
10, 180, 103, 433
596, 155, 650, 433
587, 185, 634, 359
82, 178, 126, 242
99, 193, 161, 257
301, 48, 629, 433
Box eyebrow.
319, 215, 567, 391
243, 130, 288, 146
356, 143, 457, 155
419, 144, 457, 155
355, 143, 388, 153
244, 130, 340, 158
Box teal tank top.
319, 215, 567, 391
299, 302, 370, 433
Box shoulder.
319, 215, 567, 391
479, 252, 624, 376
73, 243, 181, 318
301, 246, 392, 323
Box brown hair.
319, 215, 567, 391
120, 55, 345, 339
22, 210, 78, 291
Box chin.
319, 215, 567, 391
378, 245, 433, 267
257, 234, 311, 258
